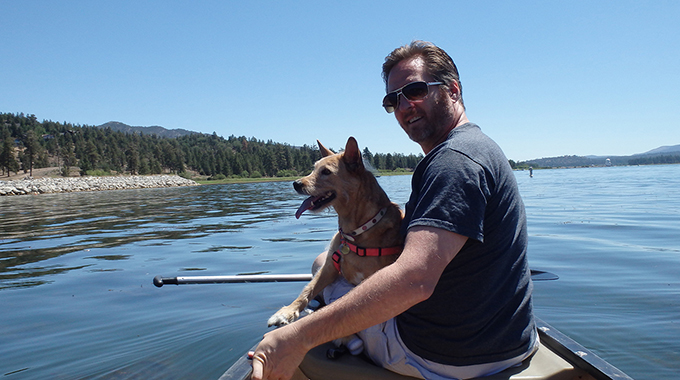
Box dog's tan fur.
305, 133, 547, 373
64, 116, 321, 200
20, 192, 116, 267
267, 137, 404, 327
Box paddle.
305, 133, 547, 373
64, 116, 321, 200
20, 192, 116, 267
153, 273, 313, 287
529, 270, 559, 281
153, 269, 557, 287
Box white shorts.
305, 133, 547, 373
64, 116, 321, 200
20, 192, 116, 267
323, 277, 539, 380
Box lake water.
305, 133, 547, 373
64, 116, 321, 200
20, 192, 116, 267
1, 165, 678, 379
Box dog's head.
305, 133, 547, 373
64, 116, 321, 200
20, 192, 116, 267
293, 136, 367, 219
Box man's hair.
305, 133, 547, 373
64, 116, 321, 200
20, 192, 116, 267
382, 40, 464, 106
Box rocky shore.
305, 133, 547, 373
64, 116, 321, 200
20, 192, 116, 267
0, 175, 199, 196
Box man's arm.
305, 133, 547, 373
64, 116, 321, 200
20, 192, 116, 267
251, 226, 468, 380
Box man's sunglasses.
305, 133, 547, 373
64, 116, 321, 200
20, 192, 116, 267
382, 81, 443, 113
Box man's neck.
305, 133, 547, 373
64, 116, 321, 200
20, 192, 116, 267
420, 111, 469, 154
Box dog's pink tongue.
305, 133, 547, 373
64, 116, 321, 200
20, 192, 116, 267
295, 196, 316, 219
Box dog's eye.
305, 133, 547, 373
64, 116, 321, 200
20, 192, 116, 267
321, 168, 332, 175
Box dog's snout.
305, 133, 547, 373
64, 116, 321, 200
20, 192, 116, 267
293, 180, 304, 193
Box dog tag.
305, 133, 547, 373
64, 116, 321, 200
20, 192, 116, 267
340, 244, 351, 255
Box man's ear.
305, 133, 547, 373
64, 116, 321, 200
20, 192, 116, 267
447, 82, 461, 101
342, 136, 364, 172
317, 140, 335, 157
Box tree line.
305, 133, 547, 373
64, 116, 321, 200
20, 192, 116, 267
1, 112, 423, 178
628, 155, 680, 166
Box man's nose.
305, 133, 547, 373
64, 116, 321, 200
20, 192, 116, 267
397, 93, 414, 112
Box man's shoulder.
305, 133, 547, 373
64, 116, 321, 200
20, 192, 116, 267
444, 122, 508, 168
447, 123, 495, 148
415, 146, 479, 182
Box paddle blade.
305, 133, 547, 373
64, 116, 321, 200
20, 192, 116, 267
530, 270, 559, 281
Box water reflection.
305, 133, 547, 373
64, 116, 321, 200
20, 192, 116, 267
0, 181, 299, 289
1, 170, 678, 379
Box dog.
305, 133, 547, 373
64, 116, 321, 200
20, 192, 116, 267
267, 136, 404, 331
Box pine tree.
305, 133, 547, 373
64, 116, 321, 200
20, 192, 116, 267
1, 132, 19, 177
22, 130, 43, 176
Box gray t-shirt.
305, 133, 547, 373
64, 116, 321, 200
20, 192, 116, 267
396, 123, 536, 366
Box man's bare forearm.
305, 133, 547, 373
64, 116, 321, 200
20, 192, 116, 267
251, 227, 466, 380
292, 226, 467, 351
291, 258, 428, 351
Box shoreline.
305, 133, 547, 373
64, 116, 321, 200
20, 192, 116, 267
0, 175, 199, 196
0, 169, 414, 196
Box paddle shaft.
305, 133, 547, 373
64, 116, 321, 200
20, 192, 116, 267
153, 270, 556, 287
153, 273, 313, 287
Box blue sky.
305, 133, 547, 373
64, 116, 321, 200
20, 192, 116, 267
2, 1, 678, 161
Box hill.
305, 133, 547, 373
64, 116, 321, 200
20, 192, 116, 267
521, 145, 680, 168
3, 112, 676, 174
1, 112, 423, 179
97, 122, 196, 138
635, 144, 680, 156
97, 122, 680, 169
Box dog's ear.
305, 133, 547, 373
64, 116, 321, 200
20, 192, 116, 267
317, 140, 335, 157
342, 136, 364, 172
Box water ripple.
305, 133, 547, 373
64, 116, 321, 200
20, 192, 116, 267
1, 168, 679, 379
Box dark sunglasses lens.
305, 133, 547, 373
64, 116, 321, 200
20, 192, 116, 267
382, 93, 398, 113
402, 82, 429, 100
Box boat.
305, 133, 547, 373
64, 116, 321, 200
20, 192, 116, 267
218, 317, 633, 380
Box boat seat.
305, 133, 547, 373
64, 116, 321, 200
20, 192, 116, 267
299, 340, 595, 380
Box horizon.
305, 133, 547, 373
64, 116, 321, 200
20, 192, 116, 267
2, 1, 679, 161
93, 119, 677, 161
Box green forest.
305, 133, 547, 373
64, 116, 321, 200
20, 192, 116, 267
628, 155, 680, 166
0, 112, 424, 179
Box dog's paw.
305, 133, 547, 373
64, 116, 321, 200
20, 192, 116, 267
346, 335, 364, 355
332, 334, 364, 355
267, 309, 299, 327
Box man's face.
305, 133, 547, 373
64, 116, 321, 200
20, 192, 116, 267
386, 57, 456, 152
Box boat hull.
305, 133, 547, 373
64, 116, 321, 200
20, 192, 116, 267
218, 318, 632, 380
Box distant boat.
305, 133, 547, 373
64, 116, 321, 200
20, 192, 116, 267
605, 158, 612, 167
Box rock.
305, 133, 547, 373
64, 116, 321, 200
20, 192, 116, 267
0, 175, 199, 196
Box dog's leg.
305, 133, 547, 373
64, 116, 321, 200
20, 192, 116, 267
267, 234, 341, 327
267, 257, 339, 326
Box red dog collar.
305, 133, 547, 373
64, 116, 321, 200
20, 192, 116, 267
332, 237, 402, 273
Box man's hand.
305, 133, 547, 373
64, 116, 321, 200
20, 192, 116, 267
251, 324, 310, 380
250, 226, 466, 379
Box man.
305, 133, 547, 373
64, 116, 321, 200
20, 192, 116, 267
251, 40, 536, 380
